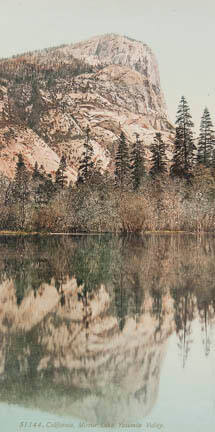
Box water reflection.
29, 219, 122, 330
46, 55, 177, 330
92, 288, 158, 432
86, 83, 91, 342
0, 234, 215, 424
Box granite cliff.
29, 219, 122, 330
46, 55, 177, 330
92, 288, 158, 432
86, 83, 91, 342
0, 34, 174, 180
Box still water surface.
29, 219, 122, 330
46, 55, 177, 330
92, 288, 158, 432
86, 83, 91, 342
0, 234, 215, 432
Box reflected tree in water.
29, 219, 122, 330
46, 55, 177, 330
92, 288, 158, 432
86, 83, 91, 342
171, 278, 195, 368
197, 287, 215, 357
111, 235, 145, 330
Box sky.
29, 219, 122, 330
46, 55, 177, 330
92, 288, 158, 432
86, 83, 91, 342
0, 0, 214, 131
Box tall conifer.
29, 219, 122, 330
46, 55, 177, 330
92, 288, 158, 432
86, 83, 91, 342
149, 132, 167, 177
76, 126, 94, 184
171, 96, 195, 179
114, 131, 130, 190
13, 153, 29, 228
130, 133, 145, 190
197, 107, 215, 166
55, 154, 67, 189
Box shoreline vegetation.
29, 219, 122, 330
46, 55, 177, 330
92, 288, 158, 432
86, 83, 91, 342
0, 230, 214, 236
1, 97, 215, 234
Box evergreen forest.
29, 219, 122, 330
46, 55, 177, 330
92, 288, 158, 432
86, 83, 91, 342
1, 96, 215, 233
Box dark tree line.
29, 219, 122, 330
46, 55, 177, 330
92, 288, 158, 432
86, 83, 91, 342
114, 96, 215, 189
6, 94, 215, 223
2, 95, 215, 233
114, 130, 167, 191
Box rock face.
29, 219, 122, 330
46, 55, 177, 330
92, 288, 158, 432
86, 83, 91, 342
0, 34, 174, 180
65, 34, 167, 116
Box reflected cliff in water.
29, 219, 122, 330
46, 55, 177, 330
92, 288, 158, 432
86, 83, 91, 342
0, 234, 215, 423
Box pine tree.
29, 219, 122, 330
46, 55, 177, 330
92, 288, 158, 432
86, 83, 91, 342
32, 161, 45, 181
211, 149, 215, 169
55, 154, 67, 189
171, 96, 195, 179
114, 131, 130, 190
76, 126, 94, 184
35, 175, 56, 205
13, 153, 29, 229
32, 161, 39, 179
197, 107, 215, 166
14, 154, 29, 197
149, 132, 167, 177
130, 133, 145, 190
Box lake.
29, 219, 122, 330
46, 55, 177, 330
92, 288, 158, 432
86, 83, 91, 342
0, 234, 215, 432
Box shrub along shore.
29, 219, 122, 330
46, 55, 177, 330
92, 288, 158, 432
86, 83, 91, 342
1, 172, 215, 234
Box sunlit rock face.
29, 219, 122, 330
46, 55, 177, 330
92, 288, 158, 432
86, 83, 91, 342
66, 34, 167, 116
0, 34, 174, 180
0, 86, 76, 181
